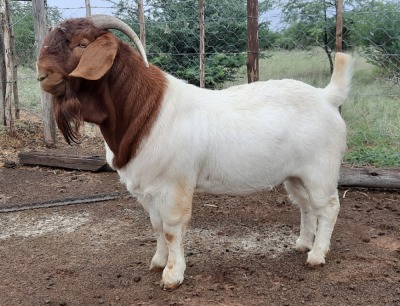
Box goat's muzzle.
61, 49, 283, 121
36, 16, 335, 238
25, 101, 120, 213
37, 68, 66, 97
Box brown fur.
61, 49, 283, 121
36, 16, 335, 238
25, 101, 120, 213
37, 18, 167, 168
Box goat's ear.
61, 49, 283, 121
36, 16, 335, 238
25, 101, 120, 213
69, 33, 118, 80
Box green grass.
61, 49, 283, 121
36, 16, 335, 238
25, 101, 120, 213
17, 66, 41, 113
224, 49, 400, 167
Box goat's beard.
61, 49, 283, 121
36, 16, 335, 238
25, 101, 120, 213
53, 82, 83, 144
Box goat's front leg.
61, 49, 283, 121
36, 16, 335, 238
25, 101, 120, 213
156, 183, 193, 290
148, 209, 169, 272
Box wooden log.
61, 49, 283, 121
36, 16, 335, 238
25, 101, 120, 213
339, 166, 400, 189
18, 151, 113, 172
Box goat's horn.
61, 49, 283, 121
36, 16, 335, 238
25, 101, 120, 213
89, 14, 149, 67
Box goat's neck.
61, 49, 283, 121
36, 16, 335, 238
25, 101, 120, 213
93, 49, 167, 169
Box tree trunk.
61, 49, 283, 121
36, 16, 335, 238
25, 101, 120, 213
32, 0, 56, 144
7, 0, 19, 119
0, 0, 15, 135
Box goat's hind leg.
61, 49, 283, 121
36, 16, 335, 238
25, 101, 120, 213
284, 177, 317, 253
306, 189, 340, 267
299, 168, 341, 267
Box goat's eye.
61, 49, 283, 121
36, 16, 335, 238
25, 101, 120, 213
79, 43, 87, 48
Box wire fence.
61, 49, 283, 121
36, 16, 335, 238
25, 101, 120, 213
3, 0, 400, 166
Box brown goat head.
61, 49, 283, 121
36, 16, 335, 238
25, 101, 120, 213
37, 18, 117, 144
37, 16, 166, 169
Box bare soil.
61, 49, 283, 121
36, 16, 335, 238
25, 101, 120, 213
1, 115, 400, 306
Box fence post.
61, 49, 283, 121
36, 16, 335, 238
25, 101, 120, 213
335, 0, 343, 52
85, 0, 91, 17
0, 0, 15, 135
0, 16, 5, 125
8, 0, 19, 120
247, 0, 259, 83
137, 0, 146, 50
199, 0, 205, 88
32, 0, 56, 145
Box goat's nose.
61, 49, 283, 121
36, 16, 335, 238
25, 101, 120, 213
37, 74, 48, 82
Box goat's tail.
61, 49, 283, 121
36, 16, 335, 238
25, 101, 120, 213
324, 52, 354, 108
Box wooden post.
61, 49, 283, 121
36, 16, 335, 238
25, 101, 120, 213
32, 0, 56, 144
0, 0, 15, 135
85, 0, 91, 17
199, 0, 205, 88
335, 0, 343, 52
7, 0, 19, 120
137, 0, 146, 50
247, 0, 259, 83
0, 25, 5, 125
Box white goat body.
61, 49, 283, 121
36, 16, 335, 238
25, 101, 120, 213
105, 53, 353, 289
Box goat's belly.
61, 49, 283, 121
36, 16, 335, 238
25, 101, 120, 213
195, 165, 287, 196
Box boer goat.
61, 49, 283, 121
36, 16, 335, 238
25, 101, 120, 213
37, 15, 353, 290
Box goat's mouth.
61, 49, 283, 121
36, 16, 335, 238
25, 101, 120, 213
39, 76, 66, 97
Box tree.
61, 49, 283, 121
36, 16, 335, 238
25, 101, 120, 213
109, 0, 272, 88
10, 1, 61, 68
278, 0, 355, 72
349, 1, 400, 79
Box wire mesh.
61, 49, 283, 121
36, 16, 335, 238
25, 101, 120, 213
4, 0, 400, 166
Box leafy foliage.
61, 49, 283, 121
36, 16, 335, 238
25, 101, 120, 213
10, 2, 62, 68
348, 1, 400, 79
111, 0, 271, 87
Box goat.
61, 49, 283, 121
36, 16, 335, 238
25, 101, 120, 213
37, 15, 353, 290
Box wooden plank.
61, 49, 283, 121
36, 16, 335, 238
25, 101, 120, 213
339, 166, 400, 189
18, 152, 113, 172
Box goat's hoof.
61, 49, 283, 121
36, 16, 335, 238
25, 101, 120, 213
150, 265, 164, 272
305, 251, 326, 268
295, 244, 311, 253
150, 255, 167, 272
295, 238, 313, 253
161, 281, 182, 291
161, 266, 185, 290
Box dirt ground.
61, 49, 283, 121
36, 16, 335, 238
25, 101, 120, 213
0, 117, 400, 306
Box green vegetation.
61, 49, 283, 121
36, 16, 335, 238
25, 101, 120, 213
224, 50, 400, 167
17, 67, 41, 113
111, 0, 271, 88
